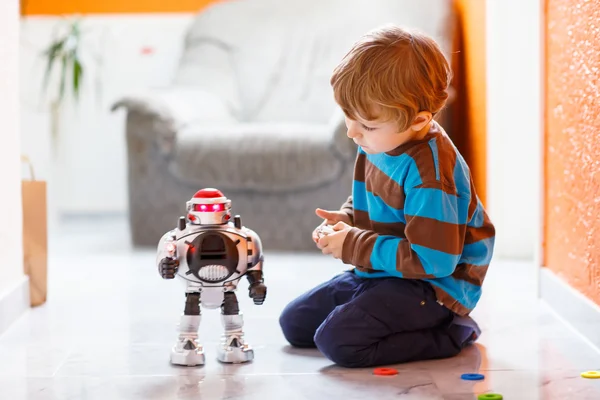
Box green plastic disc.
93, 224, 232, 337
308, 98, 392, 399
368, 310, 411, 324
478, 394, 503, 400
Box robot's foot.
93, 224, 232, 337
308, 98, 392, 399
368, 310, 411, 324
170, 338, 206, 366
217, 334, 254, 364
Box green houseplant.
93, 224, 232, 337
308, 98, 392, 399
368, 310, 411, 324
40, 17, 84, 150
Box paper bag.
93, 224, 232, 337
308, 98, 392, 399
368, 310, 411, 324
21, 155, 48, 307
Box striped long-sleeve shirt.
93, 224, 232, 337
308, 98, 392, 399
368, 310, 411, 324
340, 122, 495, 316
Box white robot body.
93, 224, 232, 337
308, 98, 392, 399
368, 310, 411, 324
157, 222, 263, 309
156, 188, 266, 366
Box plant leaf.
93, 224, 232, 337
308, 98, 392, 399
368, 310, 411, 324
42, 39, 65, 95
58, 54, 68, 104
72, 18, 81, 38
43, 39, 65, 57
73, 55, 83, 99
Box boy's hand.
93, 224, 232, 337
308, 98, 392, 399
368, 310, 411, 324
312, 208, 352, 243
317, 221, 352, 259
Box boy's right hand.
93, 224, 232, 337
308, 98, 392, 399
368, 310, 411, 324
312, 208, 352, 243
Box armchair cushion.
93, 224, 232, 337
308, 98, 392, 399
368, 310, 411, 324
168, 119, 353, 192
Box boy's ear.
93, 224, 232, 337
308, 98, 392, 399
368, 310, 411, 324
411, 111, 433, 131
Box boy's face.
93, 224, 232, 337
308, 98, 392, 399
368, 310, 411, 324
344, 114, 431, 154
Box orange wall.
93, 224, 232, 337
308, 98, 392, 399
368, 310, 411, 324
21, 0, 219, 15
544, 0, 600, 306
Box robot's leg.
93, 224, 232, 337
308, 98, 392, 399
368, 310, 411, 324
217, 291, 254, 363
170, 292, 206, 366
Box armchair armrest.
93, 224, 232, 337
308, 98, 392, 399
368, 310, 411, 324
111, 87, 236, 155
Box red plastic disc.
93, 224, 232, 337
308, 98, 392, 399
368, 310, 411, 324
373, 367, 398, 376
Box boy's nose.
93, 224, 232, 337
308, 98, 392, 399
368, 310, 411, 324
346, 125, 360, 139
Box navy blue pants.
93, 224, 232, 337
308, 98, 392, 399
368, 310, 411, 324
279, 271, 478, 368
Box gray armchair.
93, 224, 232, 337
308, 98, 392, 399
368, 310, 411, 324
112, 0, 454, 251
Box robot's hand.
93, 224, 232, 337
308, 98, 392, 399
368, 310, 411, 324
159, 257, 179, 279
249, 282, 267, 305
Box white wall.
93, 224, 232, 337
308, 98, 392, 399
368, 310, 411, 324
0, 0, 25, 294
20, 15, 194, 216
486, 0, 542, 260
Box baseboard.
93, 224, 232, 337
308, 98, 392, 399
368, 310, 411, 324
540, 267, 600, 351
0, 276, 30, 337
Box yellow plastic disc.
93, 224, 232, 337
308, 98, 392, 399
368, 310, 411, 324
581, 371, 600, 379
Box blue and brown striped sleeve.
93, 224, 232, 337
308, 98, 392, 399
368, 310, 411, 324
339, 195, 354, 225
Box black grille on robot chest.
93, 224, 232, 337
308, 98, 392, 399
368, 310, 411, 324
185, 232, 241, 283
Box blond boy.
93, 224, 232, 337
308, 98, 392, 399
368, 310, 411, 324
279, 25, 495, 368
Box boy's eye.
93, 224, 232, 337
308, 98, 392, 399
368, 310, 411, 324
362, 124, 376, 131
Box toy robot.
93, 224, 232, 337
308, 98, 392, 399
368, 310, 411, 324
156, 188, 267, 366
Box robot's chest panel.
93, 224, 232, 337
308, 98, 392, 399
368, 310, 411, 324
177, 229, 248, 285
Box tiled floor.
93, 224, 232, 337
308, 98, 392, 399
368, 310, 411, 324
1, 217, 600, 399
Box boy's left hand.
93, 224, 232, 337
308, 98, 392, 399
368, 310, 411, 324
317, 221, 352, 259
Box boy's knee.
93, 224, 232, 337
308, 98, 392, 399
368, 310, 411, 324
314, 310, 370, 368
315, 337, 367, 368
279, 303, 314, 348
278, 304, 300, 344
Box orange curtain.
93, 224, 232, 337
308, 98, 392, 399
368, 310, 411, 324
449, 0, 487, 206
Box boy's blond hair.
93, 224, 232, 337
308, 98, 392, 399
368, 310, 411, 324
331, 25, 452, 132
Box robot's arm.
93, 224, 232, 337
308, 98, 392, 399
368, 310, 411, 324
245, 229, 266, 305
156, 230, 179, 279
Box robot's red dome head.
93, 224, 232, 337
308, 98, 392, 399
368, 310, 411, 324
186, 188, 232, 225
193, 188, 225, 200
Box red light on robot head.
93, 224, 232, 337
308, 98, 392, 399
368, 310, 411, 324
193, 203, 224, 212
